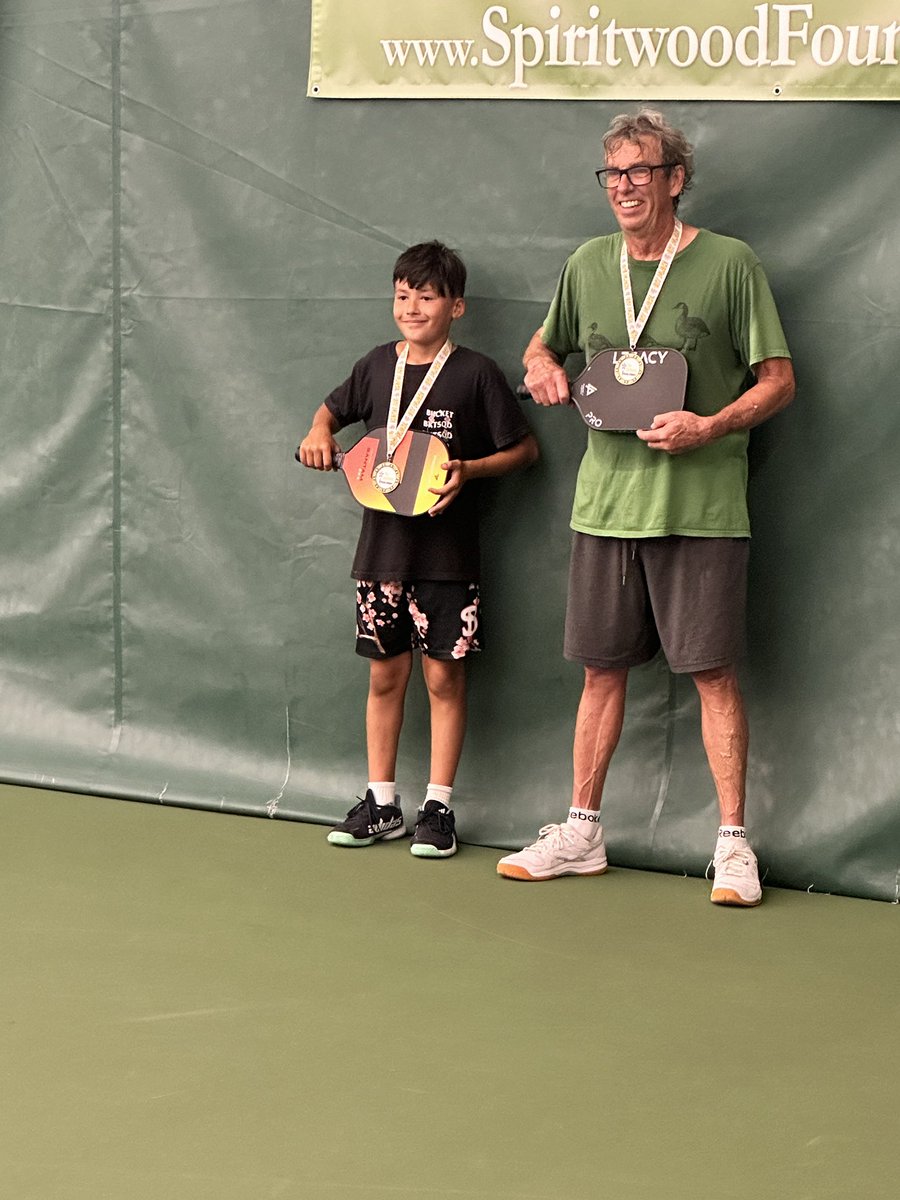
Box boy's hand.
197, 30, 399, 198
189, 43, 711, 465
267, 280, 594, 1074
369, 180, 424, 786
296, 427, 340, 470
428, 460, 468, 516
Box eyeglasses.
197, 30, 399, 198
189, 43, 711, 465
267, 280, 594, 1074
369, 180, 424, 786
595, 163, 676, 189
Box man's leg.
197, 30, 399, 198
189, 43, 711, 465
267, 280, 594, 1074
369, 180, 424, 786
497, 666, 626, 880
691, 665, 747, 826
572, 666, 629, 810
692, 664, 761, 906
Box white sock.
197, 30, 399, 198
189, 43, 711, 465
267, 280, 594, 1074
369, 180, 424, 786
717, 825, 747, 848
567, 806, 603, 836
368, 781, 396, 809
425, 783, 453, 810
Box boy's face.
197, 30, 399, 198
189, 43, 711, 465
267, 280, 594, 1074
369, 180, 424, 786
393, 279, 465, 360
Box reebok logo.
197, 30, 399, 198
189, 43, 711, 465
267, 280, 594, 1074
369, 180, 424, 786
569, 810, 602, 823
718, 828, 746, 839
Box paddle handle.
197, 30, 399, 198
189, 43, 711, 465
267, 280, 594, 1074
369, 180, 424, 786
294, 445, 345, 472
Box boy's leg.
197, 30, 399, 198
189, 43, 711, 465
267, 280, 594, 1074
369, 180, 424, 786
405, 580, 479, 860
328, 579, 414, 848
420, 655, 467, 788
327, 653, 412, 848
408, 654, 466, 860
366, 652, 413, 782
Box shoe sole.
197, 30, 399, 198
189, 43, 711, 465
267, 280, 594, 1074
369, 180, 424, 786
710, 887, 762, 906
497, 862, 608, 881
327, 826, 407, 847
410, 841, 457, 859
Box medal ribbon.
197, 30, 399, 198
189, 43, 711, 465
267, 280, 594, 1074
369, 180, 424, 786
387, 340, 453, 458
619, 219, 682, 350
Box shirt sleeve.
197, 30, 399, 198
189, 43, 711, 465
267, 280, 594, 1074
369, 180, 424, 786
323, 350, 377, 428
541, 255, 584, 360
477, 357, 533, 452
732, 260, 792, 369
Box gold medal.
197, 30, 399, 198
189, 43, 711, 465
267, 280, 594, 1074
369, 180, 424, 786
373, 460, 401, 494
613, 351, 644, 386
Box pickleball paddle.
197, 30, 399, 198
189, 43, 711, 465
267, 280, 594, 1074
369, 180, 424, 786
518, 348, 687, 432
297, 426, 449, 517
570, 349, 687, 431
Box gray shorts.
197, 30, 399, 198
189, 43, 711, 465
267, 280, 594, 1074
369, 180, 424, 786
564, 533, 749, 674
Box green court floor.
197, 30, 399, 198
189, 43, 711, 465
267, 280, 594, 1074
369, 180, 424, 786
1, 783, 896, 1199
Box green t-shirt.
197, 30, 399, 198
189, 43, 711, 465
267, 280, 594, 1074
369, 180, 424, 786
542, 229, 791, 538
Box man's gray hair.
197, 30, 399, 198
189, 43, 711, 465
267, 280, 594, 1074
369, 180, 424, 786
603, 108, 695, 208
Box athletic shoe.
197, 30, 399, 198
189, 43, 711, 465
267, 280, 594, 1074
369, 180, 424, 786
497, 821, 608, 881
710, 840, 763, 906
326, 790, 406, 847
410, 800, 457, 859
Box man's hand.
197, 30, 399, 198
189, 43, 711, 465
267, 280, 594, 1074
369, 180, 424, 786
428, 459, 468, 516
637, 358, 796, 454
524, 356, 571, 408
522, 327, 570, 408
636, 410, 713, 455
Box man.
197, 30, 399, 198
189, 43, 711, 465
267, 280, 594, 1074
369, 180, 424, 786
497, 108, 794, 905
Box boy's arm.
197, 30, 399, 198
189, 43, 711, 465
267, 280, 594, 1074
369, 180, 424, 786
297, 403, 341, 471
428, 433, 539, 517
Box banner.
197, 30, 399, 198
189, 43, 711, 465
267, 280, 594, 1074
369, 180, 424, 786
308, 1, 900, 99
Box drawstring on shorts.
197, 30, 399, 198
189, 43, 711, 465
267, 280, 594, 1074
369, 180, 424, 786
621, 539, 637, 586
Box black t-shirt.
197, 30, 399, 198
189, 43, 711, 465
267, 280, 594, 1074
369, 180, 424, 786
325, 342, 531, 581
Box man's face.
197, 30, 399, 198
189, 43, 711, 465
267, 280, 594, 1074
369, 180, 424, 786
604, 135, 684, 241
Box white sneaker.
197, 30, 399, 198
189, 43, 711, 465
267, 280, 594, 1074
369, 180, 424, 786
710, 841, 762, 906
497, 822, 608, 882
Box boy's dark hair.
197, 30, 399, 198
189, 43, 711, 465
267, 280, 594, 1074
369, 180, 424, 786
392, 241, 466, 299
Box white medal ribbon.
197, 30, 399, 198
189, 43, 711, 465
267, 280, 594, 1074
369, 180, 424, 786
387, 340, 453, 458
619, 219, 682, 350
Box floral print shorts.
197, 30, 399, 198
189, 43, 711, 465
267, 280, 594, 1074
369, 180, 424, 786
355, 580, 482, 661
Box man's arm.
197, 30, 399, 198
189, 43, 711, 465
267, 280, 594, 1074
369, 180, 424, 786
296, 403, 341, 470
523, 327, 571, 407
636, 357, 796, 456
428, 433, 539, 516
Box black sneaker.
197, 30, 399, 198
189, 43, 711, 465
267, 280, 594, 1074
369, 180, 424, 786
410, 800, 457, 859
327, 790, 406, 847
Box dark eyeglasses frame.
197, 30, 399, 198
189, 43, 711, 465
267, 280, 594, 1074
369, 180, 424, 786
595, 163, 677, 189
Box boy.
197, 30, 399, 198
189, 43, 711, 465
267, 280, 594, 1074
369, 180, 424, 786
297, 241, 538, 858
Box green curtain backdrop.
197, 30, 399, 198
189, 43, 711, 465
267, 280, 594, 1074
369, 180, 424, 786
0, 1, 897, 900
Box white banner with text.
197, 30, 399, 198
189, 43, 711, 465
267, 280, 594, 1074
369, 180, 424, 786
308, 1, 900, 99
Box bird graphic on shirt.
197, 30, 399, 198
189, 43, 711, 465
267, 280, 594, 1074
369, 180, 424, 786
673, 303, 710, 352
587, 324, 614, 355
588, 323, 666, 358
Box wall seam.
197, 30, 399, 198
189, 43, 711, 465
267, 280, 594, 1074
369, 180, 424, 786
110, 0, 124, 733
